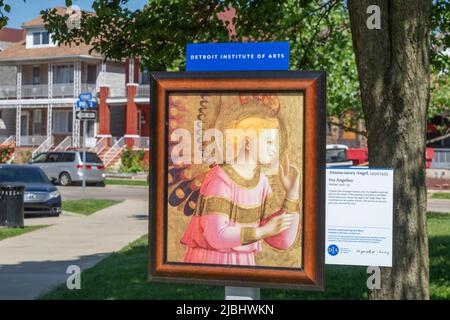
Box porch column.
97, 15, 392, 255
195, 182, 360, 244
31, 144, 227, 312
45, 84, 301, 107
128, 59, 135, 84
16, 64, 22, 100
48, 63, 53, 99
15, 65, 22, 146
15, 105, 21, 146
47, 104, 52, 138
98, 86, 111, 146
74, 60, 81, 98
125, 83, 139, 148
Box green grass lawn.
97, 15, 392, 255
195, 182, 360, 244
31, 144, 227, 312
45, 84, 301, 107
40, 212, 450, 300
0, 225, 48, 241
105, 179, 148, 186
431, 193, 450, 200
62, 199, 123, 216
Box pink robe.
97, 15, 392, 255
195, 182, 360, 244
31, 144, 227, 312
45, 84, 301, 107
180, 165, 300, 266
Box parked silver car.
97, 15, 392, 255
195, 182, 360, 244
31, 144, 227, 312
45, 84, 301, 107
30, 151, 106, 186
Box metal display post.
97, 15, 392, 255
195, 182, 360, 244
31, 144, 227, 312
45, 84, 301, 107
82, 119, 87, 196
225, 287, 260, 300
76, 92, 96, 197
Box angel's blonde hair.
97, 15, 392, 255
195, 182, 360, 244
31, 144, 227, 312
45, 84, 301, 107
227, 117, 280, 131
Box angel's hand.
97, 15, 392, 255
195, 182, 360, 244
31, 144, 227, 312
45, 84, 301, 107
256, 213, 296, 239
279, 154, 300, 200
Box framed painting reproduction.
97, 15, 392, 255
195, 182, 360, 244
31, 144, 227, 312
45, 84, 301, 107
149, 71, 326, 290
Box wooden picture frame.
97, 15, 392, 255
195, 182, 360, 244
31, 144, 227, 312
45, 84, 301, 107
149, 71, 326, 290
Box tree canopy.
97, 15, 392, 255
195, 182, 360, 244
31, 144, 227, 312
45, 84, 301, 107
0, 0, 448, 122
0, 0, 12, 28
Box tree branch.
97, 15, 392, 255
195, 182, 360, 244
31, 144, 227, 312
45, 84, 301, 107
299, 0, 341, 67
426, 131, 450, 145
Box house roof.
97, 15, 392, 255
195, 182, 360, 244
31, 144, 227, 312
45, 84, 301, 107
0, 40, 102, 62
0, 28, 25, 43
22, 7, 67, 28
0, 7, 102, 62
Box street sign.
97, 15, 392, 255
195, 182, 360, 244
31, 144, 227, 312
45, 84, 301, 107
76, 110, 97, 120
76, 100, 97, 109
79, 92, 92, 101
76, 92, 97, 196
76, 100, 89, 109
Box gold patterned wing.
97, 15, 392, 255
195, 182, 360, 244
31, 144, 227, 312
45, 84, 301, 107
167, 93, 221, 216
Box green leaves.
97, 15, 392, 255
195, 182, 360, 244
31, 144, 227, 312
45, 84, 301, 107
431, 0, 449, 74
40, 0, 448, 120
120, 148, 146, 173
429, 75, 450, 119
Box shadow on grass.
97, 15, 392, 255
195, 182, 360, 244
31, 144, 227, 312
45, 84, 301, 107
40, 237, 223, 300
41, 213, 450, 300
40, 237, 368, 300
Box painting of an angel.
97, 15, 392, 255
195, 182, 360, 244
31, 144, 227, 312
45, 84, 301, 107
166, 92, 304, 269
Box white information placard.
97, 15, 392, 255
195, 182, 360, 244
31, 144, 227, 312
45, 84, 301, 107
325, 168, 393, 267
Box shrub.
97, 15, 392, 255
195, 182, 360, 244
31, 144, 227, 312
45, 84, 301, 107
119, 148, 145, 173
0, 145, 14, 163
18, 150, 33, 164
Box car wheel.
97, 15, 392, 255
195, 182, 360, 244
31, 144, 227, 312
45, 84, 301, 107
96, 181, 105, 187
59, 172, 72, 186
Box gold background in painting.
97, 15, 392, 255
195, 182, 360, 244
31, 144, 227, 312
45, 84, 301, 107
166, 92, 304, 268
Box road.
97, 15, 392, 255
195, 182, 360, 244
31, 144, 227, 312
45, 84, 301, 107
58, 184, 148, 201
57, 185, 450, 212
427, 198, 450, 213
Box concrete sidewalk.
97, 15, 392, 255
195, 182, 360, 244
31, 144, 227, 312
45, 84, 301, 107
0, 199, 148, 300
428, 198, 450, 213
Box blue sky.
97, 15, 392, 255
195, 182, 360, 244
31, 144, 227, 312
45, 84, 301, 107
6, 0, 148, 29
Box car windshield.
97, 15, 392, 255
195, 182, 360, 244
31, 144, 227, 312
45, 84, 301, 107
326, 148, 348, 163
84, 152, 102, 164
0, 166, 49, 183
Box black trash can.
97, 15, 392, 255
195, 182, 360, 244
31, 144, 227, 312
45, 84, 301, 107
0, 183, 25, 228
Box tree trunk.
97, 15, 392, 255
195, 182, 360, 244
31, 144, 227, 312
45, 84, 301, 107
347, 0, 431, 299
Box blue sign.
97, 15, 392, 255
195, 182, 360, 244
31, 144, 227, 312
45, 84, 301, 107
76, 100, 96, 109
76, 100, 89, 109
186, 42, 289, 71
79, 92, 92, 101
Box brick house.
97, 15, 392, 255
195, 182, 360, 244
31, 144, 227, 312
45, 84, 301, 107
0, 8, 150, 167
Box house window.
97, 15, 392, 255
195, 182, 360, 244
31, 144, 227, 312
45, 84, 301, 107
87, 65, 97, 84
140, 68, 149, 85
33, 110, 42, 134
42, 32, 50, 45
32, 32, 51, 46
33, 32, 41, 45
33, 67, 40, 85
53, 65, 74, 84
53, 111, 73, 134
